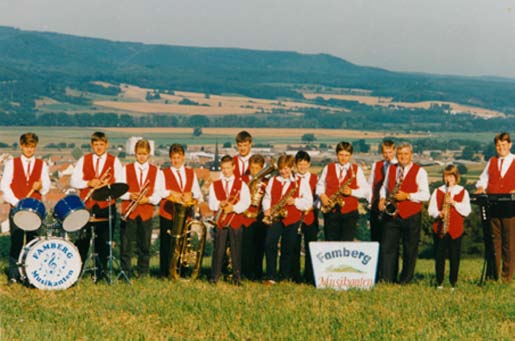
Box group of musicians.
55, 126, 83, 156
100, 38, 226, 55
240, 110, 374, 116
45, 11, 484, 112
2, 130, 514, 287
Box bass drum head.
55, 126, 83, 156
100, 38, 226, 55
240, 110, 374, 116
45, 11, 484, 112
18, 237, 82, 290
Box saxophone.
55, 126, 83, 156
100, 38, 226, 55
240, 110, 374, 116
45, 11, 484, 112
383, 166, 404, 217
244, 162, 277, 218
439, 183, 451, 237
320, 164, 355, 214
263, 178, 299, 225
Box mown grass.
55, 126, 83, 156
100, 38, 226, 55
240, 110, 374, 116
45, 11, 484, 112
1, 258, 513, 340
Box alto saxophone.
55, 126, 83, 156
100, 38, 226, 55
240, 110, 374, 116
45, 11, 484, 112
263, 179, 299, 225
383, 167, 404, 217
320, 164, 355, 214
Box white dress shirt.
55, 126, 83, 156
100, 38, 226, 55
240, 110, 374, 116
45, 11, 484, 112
70, 153, 123, 190
208, 175, 250, 214
262, 175, 313, 212
476, 153, 514, 190
0, 155, 51, 206
236, 153, 252, 176
428, 184, 471, 218
119, 161, 163, 205
379, 162, 430, 202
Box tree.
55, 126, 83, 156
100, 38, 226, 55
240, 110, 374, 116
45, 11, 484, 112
460, 146, 475, 160
223, 142, 232, 148
301, 133, 316, 143
71, 147, 83, 160
193, 127, 202, 137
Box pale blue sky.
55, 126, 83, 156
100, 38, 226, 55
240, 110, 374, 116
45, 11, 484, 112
1, 0, 514, 78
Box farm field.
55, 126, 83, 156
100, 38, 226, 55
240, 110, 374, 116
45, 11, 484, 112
0, 258, 513, 339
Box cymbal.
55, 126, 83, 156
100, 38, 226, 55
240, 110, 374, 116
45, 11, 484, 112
92, 183, 129, 201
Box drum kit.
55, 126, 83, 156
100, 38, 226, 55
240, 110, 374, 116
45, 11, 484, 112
14, 183, 129, 290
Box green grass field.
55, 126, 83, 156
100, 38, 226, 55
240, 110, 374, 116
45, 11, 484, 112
1, 258, 513, 340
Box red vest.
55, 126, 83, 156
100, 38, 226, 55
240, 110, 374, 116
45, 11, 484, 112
487, 157, 515, 194
121, 164, 158, 221
11, 157, 43, 201
302, 173, 318, 226
233, 155, 250, 180
371, 160, 386, 207
80, 153, 116, 209
325, 163, 359, 214
386, 163, 423, 218
159, 167, 194, 220
270, 177, 302, 226
213, 177, 244, 229
432, 187, 466, 239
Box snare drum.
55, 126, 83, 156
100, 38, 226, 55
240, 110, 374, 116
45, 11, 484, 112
11, 197, 47, 231
18, 237, 82, 290
54, 195, 91, 232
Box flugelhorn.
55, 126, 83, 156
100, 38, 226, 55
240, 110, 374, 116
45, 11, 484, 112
121, 180, 150, 221
84, 166, 112, 202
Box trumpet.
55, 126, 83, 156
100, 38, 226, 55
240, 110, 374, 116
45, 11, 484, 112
83, 166, 112, 202
214, 189, 241, 228
121, 180, 150, 221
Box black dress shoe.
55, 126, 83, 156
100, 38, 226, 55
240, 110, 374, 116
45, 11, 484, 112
7, 278, 18, 286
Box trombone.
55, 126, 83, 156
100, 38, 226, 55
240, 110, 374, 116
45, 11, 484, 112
121, 180, 150, 221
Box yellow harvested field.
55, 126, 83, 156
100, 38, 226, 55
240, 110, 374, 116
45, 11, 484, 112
105, 127, 418, 139
94, 84, 343, 116
303, 93, 505, 119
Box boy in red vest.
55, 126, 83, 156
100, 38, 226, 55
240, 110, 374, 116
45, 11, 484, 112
158, 143, 202, 278
262, 154, 313, 284
378, 142, 430, 284
208, 155, 250, 285
316, 141, 369, 241
476, 132, 515, 283
1, 132, 51, 284
241, 154, 268, 280
119, 139, 163, 278
71, 131, 124, 280
428, 165, 471, 289
292, 150, 319, 285
233, 130, 253, 179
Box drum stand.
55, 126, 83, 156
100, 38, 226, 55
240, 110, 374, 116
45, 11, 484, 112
106, 192, 131, 284
80, 224, 101, 283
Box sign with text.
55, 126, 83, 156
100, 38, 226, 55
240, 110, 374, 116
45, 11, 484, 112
309, 242, 379, 290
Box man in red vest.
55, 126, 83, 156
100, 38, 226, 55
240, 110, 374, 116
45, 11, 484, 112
208, 155, 250, 285
1, 132, 50, 284
476, 132, 515, 283
428, 164, 471, 289
316, 141, 369, 241
378, 142, 430, 284
158, 143, 202, 278
233, 130, 253, 179
119, 139, 163, 278
262, 154, 313, 284
71, 131, 124, 280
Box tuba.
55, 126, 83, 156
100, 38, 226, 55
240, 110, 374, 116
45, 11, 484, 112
167, 198, 206, 280
244, 161, 277, 218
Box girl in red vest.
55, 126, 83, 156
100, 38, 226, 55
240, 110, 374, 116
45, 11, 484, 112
262, 154, 313, 284
119, 140, 163, 278
208, 155, 251, 285
1, 132, 51, 284
428, 165, 471, 290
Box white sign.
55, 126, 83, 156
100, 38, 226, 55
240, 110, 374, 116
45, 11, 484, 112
309, 242, 379, 290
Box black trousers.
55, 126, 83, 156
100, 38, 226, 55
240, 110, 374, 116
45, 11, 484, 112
324, 210, 359, 241
380, 213, 421, 284
370, 208, 385, 281
210, 227, 243, 282
434, 234, 462, 287
241, 219, 267, 280
120, 216, 153, 276
292, 221, 319, 285
75, 204, 116, 277
8, 212, 38, 281
265, 220, 301, 281
159, 216, 173, 277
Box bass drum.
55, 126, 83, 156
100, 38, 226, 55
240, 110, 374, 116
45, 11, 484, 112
18, 237, 82, 290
